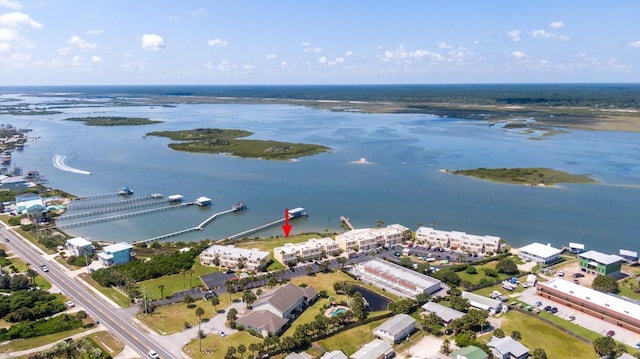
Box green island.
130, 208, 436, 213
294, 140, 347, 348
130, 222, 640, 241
147, 128, 331, 160
64, 116, 164, 126
448, 167, 597, 186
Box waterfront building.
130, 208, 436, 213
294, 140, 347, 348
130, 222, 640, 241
372, 313, 416, 344
351, 258, 442, 298
578, 250, 624, 277
195, 196, 212, 206
461, 291, 503, 315
65, 237, 94, 257
273, 237, 340, 265
335, 224, 409, 252
517, 242, 562, 264
199, 244, 270, 271
415, 226, 501, 254
15, 193, 43, 214
537, 278, 640, 334
97, 242, 134, 266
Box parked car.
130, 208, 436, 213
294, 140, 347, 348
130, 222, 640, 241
550, 307, 558, 314
573, 279, 580, 284
3, 237, 8, 242
569, 315, 576, 321
65, 300, 75, 308
534, 301, 542, 307
444, 328, 453, 335
635, 342, 640, 349
558, 270, 564, 277
573, 272, 585, 278
606, 330, 615, 337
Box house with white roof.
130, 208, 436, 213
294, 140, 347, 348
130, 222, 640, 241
461, 291, 503, 315
199, 244, 270, 271
66, 237, 94, 257
350, 339, 394, 359
537, 278, 640, 333
578, 250, 624, 277
487, 336, 529, 359
421, 301, 465, 324
321, 351, 348, 359
372, 314, 416, 344
517, 242, 562, 265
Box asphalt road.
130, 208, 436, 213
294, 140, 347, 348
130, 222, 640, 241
1, 227, 171, 359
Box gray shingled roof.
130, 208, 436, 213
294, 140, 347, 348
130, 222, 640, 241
236, 310, 288, 335
254, 283, 305, 315
488, 336, 529, 358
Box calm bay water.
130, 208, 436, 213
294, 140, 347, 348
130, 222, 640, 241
2, 90, 639, 253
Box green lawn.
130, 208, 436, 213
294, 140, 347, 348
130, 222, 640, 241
497, 311, 597, 358
137, 261, 219, 300
456, 261, 517, 286
317, 318, 387, 355
184, 330, 263, 359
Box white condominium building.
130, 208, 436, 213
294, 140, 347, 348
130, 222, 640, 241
273, 237, 341, 265
335, 224, 409, 252
415, 226, 501, 253
200, 245, 270, 271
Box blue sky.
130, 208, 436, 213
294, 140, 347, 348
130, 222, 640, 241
1, 0, 639, 85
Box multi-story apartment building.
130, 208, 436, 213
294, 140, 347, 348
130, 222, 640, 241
199, 245, 270, 271
273, 237, 341, 265
415, 226, 501, 253
335, 224, 409, 252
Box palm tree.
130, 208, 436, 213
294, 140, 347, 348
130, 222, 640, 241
248, 343, 258, 358
211, 296, 220, 313
26, 268, 38, 286
195, 307, 205, 351
158, 284, 165, 299
188, 269, 194, 288
237, 344, 246, 359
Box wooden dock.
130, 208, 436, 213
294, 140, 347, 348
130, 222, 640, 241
340, 216, 354, 230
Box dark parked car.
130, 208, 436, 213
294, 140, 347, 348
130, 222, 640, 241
573, 272, 585, 278
444, 328, 453, 335
606, 330, 615, 337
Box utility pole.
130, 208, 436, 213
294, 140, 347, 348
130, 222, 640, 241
143, 288, 147, 315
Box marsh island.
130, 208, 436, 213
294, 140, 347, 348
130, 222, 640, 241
448, 167, 597, 186
64, 116, 164, 126
147, 128, 330, 160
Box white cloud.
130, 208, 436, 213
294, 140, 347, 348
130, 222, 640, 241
168, 15, 180, 22
91, 55, 101, 63
121, 60, 147, 71
190, 8, 206, 16
0, 27, 17, 41
507, 29, 522, 42
509, 50, 527, 60
382, 45, 444, 63
280, 61, 287, 68
549, 21, 565, 28
576, 52, 587, 58
438, 42, 454, 49
266, 53, 276, 59
142, 34, 165, 51
86, 29, 104, 35
302, 41, 322, 54
0, 12, 42, 28
57, 46, 71, 55
531, 29, 569, 41
629, 40, 640, 48
68, 35, 97, 49
345, 50, 352, 56
72, 55, 86, 67
318, 56, 327, 64
207, 38, 228, 47
0, 42, 11, 51
0, 0, 21, 9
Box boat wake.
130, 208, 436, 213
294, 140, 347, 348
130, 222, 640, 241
52, 154, 92, 175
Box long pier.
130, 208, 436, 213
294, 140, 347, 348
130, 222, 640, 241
56, 202, 195, 230
59, 199, 172, 221
66, 194, 163, 211
70, 192, 124, 202
132, 204, 248, 244
219, 209, 307, 242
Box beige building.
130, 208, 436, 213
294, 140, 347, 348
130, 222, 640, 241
336, 224, 409, 252
415, 227, 501, 254
199, 245, 270, 271
274, 237, 340, 265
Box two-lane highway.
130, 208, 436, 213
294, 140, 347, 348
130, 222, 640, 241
2, 227, 173, 359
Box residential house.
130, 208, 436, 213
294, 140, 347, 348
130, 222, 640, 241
421, 301, 465, 325
488, 336, 530, 359
66, 237, 94, 257
321, 351, 348, 359
461, 291, 503, 315
517, 242, 562, 265
579, 250, 625, 277
372, 314, 416, 344
97, 242, 134, 266
236, 310, 288, 338
350, 339, 394, 359
449, 345, 489, 359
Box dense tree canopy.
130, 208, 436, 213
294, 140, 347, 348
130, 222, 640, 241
592, 275, 619, 293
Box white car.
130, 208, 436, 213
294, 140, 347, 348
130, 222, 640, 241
148, 350, 159, 359
65, 300, 75, 308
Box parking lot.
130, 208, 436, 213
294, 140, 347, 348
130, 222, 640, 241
517, 287, 640, 347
